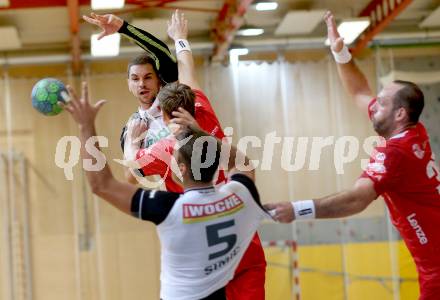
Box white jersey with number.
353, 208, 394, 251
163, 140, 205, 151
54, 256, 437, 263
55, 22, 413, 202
156, 179, 267, 300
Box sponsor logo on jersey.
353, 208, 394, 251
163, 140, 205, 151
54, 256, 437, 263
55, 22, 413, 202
375, 152, 386, 162
412, 144, 425, 159
367, 162, 386, 174
182, 194, 244, 223
407, 213, 428, 245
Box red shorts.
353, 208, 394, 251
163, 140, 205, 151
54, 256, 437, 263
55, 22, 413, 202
226, 233, 266, 300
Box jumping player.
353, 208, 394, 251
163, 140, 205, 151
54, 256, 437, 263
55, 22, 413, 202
266, 11, 440, 299
84, 10, 267, 299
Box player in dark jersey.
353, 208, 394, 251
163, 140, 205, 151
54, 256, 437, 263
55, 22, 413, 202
266, 11, 440, 299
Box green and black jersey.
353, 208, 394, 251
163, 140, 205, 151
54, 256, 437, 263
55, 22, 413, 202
118, 21, 178, 83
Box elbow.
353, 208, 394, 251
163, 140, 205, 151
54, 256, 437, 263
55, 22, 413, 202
350, 191, 375, 215
90, 177, 110, 197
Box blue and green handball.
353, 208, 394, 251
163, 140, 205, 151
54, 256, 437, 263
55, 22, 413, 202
31, 78, 69, 116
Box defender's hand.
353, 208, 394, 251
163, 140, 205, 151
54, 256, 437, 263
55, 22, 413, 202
170, 107, 201, 133
324, 11, 344, 53
167, 10, 188, 41
264, 202, 296, 223
83, 13, 123, 40
60, 82, 107, 127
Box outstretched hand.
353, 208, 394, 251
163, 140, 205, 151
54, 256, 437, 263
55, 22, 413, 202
167, 9, 188, 41
59, 82, 107, 127
264, 202, 295, 223
323, 11, 344, 53
83, 13, 123, 40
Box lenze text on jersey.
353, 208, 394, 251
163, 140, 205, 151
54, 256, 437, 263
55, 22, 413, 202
407, 213, 428, 245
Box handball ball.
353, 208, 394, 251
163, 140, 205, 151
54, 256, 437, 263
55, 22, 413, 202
31, 78, 69, 116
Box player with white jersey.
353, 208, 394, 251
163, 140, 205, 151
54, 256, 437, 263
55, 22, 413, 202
266, 11, 440, 299
60, 81, 273, 300
83, 12, 178, 180
84, 11, 268, 299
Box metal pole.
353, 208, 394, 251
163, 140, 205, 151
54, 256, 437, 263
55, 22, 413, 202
19, 155, 33, 300
3, 68, 16, 300
327, 59, 350, 300
85, 66, 106, 300
67, 66, 83, 300
0, 153, 13, 300
279, 57, 300, 299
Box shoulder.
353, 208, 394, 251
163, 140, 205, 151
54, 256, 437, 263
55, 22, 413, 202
192, 89, 207, 99
223, 174, 259, 202
131, 189, 181, 224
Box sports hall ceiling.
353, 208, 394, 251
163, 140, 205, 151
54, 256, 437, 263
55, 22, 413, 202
0, 0, 439, 62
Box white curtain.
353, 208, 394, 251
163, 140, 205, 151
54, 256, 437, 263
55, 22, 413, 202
202, 58, 383, 215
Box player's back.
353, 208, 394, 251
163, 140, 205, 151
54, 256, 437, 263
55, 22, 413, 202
157, 177, 267, 300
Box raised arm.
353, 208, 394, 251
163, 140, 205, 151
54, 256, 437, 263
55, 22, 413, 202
83, 13, 178, 83
167, 10, 201, 90
324, 11, 374, 112
61, 82, 138, 215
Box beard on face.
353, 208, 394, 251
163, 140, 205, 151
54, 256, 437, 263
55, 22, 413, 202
372, 113, 395, 138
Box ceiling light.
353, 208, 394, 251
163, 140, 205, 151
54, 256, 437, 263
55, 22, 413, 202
325, 18, 370, 45
255, 2, 278, 11
229, 48, 249, 64
0, 26, 21, 50
92, 0, 125, 10
236, 28, 264, 36
91, 33, 120, 57
419, 6, 440, 28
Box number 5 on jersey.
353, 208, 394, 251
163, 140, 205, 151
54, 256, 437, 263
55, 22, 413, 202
206, 220, 237, 260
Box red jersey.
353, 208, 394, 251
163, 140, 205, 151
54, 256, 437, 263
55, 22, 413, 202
135, 89, 266, 299
135, 89, 226, 192
362, 99, 440, 297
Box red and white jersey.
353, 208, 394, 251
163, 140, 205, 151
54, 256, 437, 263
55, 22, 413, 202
136, 89, 226, 193
362, 99, 440, 296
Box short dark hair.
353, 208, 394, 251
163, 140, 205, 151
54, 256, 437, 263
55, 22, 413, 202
127, 53, 164, 83
392, 80, 424, 124
176, 129, 221, 183
157, 82, 196, 117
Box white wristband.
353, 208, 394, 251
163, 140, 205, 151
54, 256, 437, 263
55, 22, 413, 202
291, 200, 316, 220
175, 39, 191, 55
331, 45, 352, 64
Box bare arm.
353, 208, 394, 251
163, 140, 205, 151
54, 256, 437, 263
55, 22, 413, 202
324, 11, 373, 111
167, 10, 201, 90
314, 178, 377, 218
63, 83, 138, 215
265, 178, 378, 222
